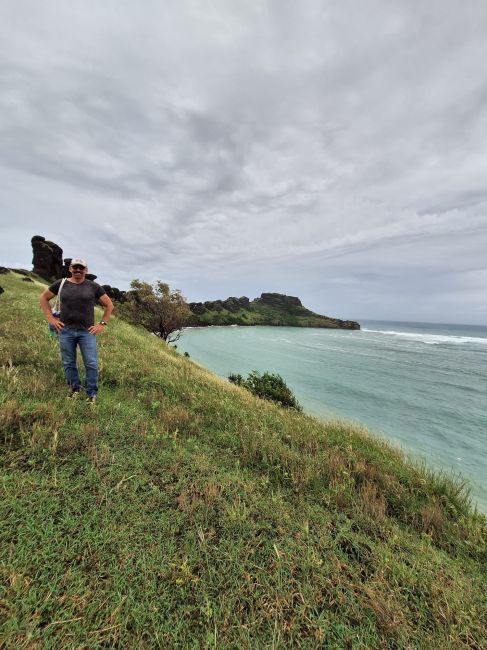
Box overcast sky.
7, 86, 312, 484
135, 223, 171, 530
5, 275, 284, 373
1, 1, 486, 324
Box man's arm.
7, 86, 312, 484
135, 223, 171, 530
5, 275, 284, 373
88, 294, 114, 335
99, 294, 114, 323
39, 288, 64, 332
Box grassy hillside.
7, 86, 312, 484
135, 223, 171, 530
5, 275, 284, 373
191, 304, 349, 328
1, 271, 486, 649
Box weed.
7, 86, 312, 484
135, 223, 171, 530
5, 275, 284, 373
357, 482, 386, 520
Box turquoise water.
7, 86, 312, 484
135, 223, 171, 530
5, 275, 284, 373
178, 321, 487, 511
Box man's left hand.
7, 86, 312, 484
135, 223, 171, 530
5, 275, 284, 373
88, 324, 105, 336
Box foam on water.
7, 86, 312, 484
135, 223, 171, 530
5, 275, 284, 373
362, 329, 487, 346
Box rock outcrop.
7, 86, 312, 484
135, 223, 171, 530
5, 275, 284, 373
189, 296, 250, 314
102, 285, 126, 302
255, 293, 303, 310
31, 236, 64, 281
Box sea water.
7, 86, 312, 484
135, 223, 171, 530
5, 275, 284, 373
178, 321, 487, 511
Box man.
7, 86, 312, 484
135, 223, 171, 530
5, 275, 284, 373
39, 258, 114, 404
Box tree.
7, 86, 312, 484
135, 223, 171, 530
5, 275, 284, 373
118, 279, 191, 343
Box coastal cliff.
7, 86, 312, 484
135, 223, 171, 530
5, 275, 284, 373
189, 292, 360, 329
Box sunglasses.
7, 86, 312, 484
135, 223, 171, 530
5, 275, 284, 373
71, 265, 86, 270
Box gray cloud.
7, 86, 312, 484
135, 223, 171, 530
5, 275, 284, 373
1, 0, 487, 323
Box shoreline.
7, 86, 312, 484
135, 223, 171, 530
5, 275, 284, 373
179, 323, 487, 513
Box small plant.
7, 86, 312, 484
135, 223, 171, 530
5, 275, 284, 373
228, 370, 302, 411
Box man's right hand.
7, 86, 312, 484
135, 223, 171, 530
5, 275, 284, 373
49, 317, 65, 332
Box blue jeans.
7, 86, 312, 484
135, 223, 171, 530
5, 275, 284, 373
58, 328, 98, 397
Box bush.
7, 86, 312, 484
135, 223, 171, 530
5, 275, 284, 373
228, 370, 302, 411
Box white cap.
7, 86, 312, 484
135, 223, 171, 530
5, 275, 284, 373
70, 258, 87, 268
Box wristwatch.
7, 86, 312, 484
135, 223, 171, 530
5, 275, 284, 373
100, 320, 108, 326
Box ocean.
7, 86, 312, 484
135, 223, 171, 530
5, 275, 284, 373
178, 320, 487, 511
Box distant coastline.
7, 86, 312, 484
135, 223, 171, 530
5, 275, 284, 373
187, 292, 360, 330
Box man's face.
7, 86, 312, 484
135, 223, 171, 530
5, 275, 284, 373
70, 264, 87, 279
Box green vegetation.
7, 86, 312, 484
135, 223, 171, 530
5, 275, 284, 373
192, 304, 352, 328
1, 271, 486, 648
117, 279, 190, 343
192, 306, 258, 327
228, 371, 302, 412
189, 293, 360, 329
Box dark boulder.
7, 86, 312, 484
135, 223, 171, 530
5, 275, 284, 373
102, 285, 126, 302
22, 277, 34, 283
31, 236, 64, 281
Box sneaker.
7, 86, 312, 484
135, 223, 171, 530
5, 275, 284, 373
67, 389, 81, 399
85, 396, 97, 406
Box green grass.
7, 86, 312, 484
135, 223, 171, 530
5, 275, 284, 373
190, 302, 352, 328
1, 271, 486, 648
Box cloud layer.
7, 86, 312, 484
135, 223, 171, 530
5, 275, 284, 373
1, 0, 487, 323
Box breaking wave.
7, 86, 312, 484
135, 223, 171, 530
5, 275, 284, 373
362, 329, 487, 346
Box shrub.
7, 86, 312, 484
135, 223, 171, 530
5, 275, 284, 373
228, 370, 302, 411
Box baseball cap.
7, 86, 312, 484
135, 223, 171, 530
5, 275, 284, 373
70, 258, 87, 268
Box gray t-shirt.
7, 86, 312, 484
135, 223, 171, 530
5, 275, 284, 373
48, 279, 106, 330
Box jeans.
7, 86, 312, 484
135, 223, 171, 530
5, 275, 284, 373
58, 328, 98, 397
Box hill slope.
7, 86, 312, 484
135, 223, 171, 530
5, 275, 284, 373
1, 271, 486, 648
188, 293, 360, 329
